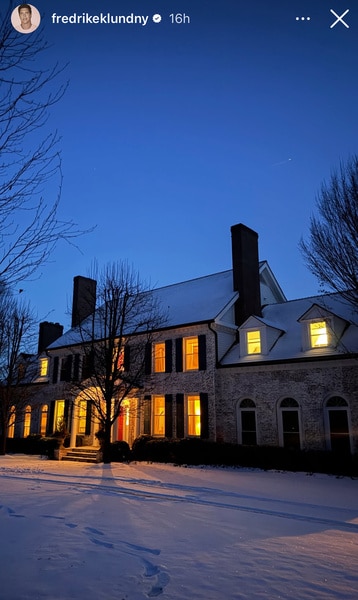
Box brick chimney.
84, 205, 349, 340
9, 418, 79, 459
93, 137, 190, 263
38, 321, 64, 353
71, 275, 97, 328
231, 223, 262, 325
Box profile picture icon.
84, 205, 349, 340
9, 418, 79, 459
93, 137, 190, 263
11, 4, 41, 34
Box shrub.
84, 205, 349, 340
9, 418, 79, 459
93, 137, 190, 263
131, 435, 155, 460
130, 437, 358, 476
6, 435, 44, 455
39, 437, 62, 459
110, 441, 131, 462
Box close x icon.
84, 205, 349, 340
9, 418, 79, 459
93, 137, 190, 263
330, 8, 350, 29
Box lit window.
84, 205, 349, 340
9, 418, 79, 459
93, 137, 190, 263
153, 395, 165, 436
116, 348, 124, 371
309, 321, 328, 348
39, 357, 49, 377
122, 400, 130, 428
23, 405, 31, 437
184, 337, 199, 371
8, 406, 16, 438
247, 330, 261, 354
153, 342, 165, 373
187, 395, 201, 436
78, 400, 87, 434
54, 400, 65, 432
40, 405, 48, 436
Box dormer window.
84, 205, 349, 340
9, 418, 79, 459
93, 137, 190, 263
247, 330, 261, 354
298, 304, 347, 353
39, 357, 49, 377
309, 321, 329, 348
239, 317, 282, 359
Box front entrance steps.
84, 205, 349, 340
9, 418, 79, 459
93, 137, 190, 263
62, 447, 101, 464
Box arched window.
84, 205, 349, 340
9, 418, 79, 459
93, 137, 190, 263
23, 405, 31, 437
8, 406, 16, 438
40, 405, 48, 436
279, 398, 301, 449
325, 396, 351, 454
238, 399, 257, 445
327, 396, 348, 407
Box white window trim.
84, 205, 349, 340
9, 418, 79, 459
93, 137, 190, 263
152, 342, 165, 373
23, 405, 31, 437
308, 319, 331, 349
323, 403, 352, 453
277, 402, 302, 450
183, 337, 199, 372
302, 318, 333, 352
240, 327, 268, 358
237, 405, 258, 445
39, 357, 49, 378
152, 395, 165, 437
185, 394, 201, 437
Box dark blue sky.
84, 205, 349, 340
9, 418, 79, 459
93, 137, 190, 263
9, 0, 358, 328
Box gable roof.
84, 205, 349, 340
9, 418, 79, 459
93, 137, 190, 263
48, 262, 283, 350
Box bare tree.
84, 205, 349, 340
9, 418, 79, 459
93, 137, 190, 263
0, 290, 36, 454
0, 3, 87, 287
300, 155, 358, 306
70, 262, 167, 463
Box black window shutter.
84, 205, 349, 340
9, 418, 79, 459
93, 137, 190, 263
82, 350, 94, 380
48, 401, 55, 434
198, 335, 207, 371
176, 394, 184, 438
85, 401, 92, 435
175, 338, 183, 372
61, 355, 72, 382
66, 355, 73, 381
143, 395, 151, 435
165, 394, 173, 438
144, 342, 152, 374
52, 357, 59, 384
123, 345, 130, 372
165, 340, 172, 373
73, 354, 80, 381
200, 393, 209, 439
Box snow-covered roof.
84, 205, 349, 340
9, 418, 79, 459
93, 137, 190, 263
48, 270, 238, 349
221, 293, 358, 364
48, 263, 283, 350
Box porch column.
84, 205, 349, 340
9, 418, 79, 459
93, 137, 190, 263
70, 400, 78, 448
92, 408, 101, 447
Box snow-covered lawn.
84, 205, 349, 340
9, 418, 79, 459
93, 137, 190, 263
0, 455, 357, 600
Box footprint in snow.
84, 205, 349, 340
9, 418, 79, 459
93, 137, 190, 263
141, 557, 170, 597
146, 571, 170, 597
84, 526, 104, 536
121, 541, 160, 555
143, 559, 160, 578
89, 537, 113, 549
2, 506, 25, 518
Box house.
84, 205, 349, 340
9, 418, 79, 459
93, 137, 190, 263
7, 224, 358, 455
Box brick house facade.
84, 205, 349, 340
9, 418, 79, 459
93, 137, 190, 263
7, 224, 358, 455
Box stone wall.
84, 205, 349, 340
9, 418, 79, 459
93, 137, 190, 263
215, 358, 358, 453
